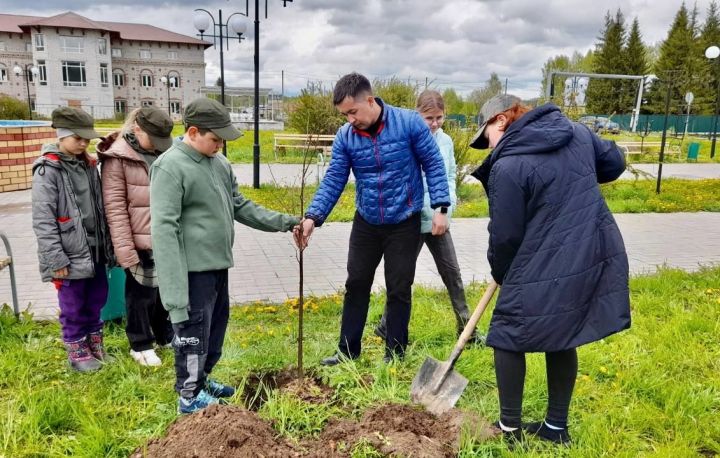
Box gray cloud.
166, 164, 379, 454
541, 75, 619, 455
3, 0, 712, 99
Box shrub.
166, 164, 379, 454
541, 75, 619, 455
0, 94, 30, 119
287, 84, 344, 135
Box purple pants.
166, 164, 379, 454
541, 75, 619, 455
56, 263, 108, 342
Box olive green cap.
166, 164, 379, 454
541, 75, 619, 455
183, 98, 242, 141
136, 107, 174, 152
51, 107, 100, 140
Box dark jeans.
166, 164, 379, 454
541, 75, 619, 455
494, 348, 578, 428
172, 269, 229, 399
338, 211, 421, 359
124, 270, 174, 351
57, 263, 108, 342
379, 230, 470, 334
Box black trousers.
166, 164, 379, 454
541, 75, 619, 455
378, 230, 470, 335
494, 347, 578, 428
172, 269, 230, 399
339, 211, 421, 359
124, 270, 174, 351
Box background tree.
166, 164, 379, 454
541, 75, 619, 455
0, 95, 30, 120
646, 3, 700, 114
373, 77, 419, 108
621, 18, 649, 112
287, 82, 344, 134
586, 9, 628, 114
699, 1, 720, 114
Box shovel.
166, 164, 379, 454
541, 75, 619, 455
410, 280, 498, 415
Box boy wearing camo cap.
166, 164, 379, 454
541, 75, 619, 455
31, 107, 113, 372
150, 97, 300, 414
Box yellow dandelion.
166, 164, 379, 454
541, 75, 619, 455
389, 367, 397, 375
600, 366, 608, 374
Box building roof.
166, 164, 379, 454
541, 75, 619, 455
0, 12, 210, 47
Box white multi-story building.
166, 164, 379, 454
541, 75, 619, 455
0, 12, 210, 119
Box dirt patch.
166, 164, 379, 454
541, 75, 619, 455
311, 403, 498, 457
132, 404, 299, 458
133, 399, 497, 457
242, 369, 333, 409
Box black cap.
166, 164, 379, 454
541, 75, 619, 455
136, 107, 174, 152
51, 107, 101, 140
183, 98, 242, 141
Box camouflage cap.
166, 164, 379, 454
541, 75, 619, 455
183, 98, 242, 141
51, 106, 101, 140
136, 107, 174, 152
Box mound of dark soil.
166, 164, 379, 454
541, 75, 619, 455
132, 404, 298, 458
312, 403, 497, 457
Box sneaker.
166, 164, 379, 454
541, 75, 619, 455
320, 352, 354, 366
206, 379, 236, 398
523, 421, 571, 445
177, 389, 220, 415
130, 349, 162, 367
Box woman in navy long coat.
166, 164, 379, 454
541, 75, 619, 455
470, 94, 631, 445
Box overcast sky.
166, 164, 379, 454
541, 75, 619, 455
4, 0, 714, 99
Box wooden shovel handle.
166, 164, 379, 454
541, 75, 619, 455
446, 280, 498, 369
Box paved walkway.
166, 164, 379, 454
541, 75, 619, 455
1, 180, 719, 318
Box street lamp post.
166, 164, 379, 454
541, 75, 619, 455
194, 0, 293, 187
705, 45, 720, 159
160, 75, 176, 116
193, 8, 248, 156
13, 64, 38, 120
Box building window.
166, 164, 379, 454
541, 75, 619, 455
60, 36, 84, 53
141, 100, 154, 107
170, 101, 181, 115
141, 72, 153, 87
37, 60, 47, 85
112, 70, 125, 87
139, 49, 151, 59
0, 66, 7, 82
34, 34, 44, 51
30, 98, 35, 111
27, 68, 34, 82
26, 42, 32, 52
98, 38, 107, 55
111, 48, 122, 57
114, 99, 127, 114
168, 51, 178, 60
168, 73, 180, 88
100, 64, 109, 87
62, 61, 86, 87
0, 42, 6, 52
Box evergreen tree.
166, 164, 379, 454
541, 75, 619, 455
586, 10, 627, 114
699, 1, 720, 114
622, 18, 648, 113
647, 3, 701, 114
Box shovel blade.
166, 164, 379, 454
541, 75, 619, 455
410, 357, 468, 415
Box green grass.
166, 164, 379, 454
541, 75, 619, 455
239, 179, 720, 222
1, 266, 719, 457
599, 133, 720, 164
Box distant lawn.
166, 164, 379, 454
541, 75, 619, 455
238, 178, 720, 221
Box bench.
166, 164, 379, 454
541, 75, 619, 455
273, 134, 335, 160
0, 232, 19, 316
616, 141, 681, 158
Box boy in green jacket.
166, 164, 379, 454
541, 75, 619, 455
150, 98, 300, 414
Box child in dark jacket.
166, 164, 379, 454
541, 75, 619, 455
31, 107, 113, 372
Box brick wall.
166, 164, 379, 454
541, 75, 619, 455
0, 126, 55, 192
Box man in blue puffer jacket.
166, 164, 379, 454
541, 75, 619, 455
298, 73, 451, 364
